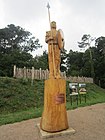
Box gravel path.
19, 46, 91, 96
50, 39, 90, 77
0, 103, 105, 140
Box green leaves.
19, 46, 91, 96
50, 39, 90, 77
67, 50, 84, 76
0, 24, 42, 76
0, 24, 42, 53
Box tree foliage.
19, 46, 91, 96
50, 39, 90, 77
60, 49, 67, 72
0, 24, 42, 54
78, 34, 95, 79
0, 24, 42, 76
94, 36, 105, 88
33, 51, 48, 70
67, 50, 84, 76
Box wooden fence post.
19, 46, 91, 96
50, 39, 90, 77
23, 67, 26, 78
31, 67, 34, 85
39, 68, 42, 80
13, 65, 16, 78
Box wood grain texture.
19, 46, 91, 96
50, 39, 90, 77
45, 21, 61, 79
40, 79, 69, 132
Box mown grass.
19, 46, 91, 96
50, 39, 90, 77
0, 107, 43, 126
0, 77, 105, 126
0, 77, 44, 114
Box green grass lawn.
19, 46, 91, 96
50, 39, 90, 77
0, 77, 105, 126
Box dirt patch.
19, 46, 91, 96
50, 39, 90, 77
0, 103, 105, 140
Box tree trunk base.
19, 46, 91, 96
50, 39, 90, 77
40, 79, 69, 132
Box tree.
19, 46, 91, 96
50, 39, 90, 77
78, 34, 95, 79
0, 24, 42, 76
67, 50, 84, 76
81, 49, 93, 77
95, 36, 105, 57
33, 51, 48, 70
0, 24, 42, 54
60, 49, 67, 72
95, 36, 105, 88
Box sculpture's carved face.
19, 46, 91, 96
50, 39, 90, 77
51, 21, 56, 29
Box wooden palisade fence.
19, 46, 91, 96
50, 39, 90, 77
13, 65, 66, 80
13, 65, 93, 83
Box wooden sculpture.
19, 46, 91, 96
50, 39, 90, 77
40, 3, 68, 132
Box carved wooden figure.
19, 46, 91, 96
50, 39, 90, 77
45, 21, 64, 79
40, 21, 68, 132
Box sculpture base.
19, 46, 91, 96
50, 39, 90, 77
37, 124, 75, 139
40, 79, 69, 132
